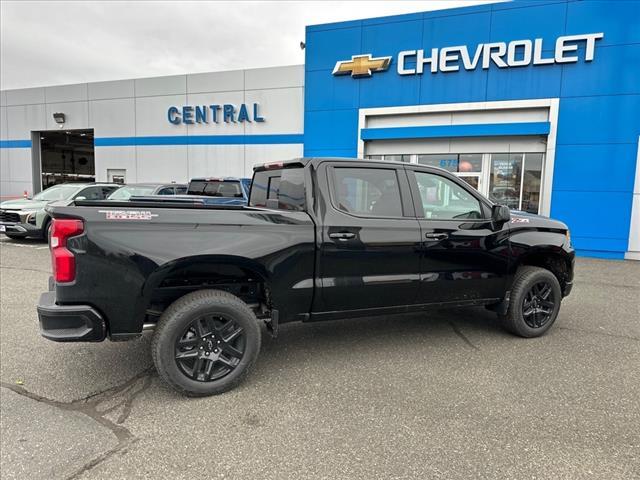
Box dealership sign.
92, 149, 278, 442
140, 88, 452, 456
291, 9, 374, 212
333, 32, 603, 77
167, 103, 264, 125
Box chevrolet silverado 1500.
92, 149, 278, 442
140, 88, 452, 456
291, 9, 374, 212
37, 158, 574, 396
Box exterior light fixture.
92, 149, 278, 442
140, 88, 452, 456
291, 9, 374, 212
53, 113, 66, 125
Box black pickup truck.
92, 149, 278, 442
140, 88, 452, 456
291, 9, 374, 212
38, 158, 574, 396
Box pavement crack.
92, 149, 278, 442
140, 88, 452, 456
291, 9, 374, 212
448, 321, 480, 350
557, 326, 639, 342
0, 264, 51, 274
0, 367, 153, 479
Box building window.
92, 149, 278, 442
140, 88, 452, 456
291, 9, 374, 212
363, 152, 544, 214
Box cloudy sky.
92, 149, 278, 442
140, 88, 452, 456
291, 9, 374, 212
1, 0, 502, 90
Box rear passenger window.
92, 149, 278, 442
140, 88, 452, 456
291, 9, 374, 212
157, 187, 174, 195
332, 167, 403, 217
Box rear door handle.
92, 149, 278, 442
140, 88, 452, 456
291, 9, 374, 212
329, 232, 356, 241
425, 232, 449, 240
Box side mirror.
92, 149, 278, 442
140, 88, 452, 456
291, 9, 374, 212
75, 196, 86, 201
491, 204, 511, 224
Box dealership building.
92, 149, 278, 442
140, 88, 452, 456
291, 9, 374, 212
1, 0, 638, 259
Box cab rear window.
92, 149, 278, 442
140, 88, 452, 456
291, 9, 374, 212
250, 168, 305, 211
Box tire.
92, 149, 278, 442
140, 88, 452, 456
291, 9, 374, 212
152, 289, 261, 396
500, 266, 562, 338
44, 219, 52, 243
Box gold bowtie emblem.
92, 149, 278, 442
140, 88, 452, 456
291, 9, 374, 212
332, 54, 392, 78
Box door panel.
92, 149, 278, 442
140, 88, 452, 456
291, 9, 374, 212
315, 163, 422, 313
409, 169, 510, 304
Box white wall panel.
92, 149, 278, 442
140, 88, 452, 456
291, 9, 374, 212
45, 84, 88, 103
7, 104, 46, 138
8, 148, 33, 183
245, 65, 304, 90
244, 87, 303, 135
0, 107, 8, 140
135, 146, 188, 183
135, 75, 186, 97
45, 102, 89, 130
0, 148, 9, 184
451, 108, 548, 125
187, 70, 244, 94
0, 90, 7, 107
366, 112, 452, 128
244, 144, 303, 176
136, 95, 187, 136
188, 145, 245, 178
89, 98, 136, 137
185, 91, 245, 135
94, 146, 137, 183
88, 80, 135, 100
5, 87, 45, 106
1, 181, 32, 199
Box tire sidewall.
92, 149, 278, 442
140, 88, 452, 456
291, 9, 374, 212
154, 293, 261, 396
510, 269, 562, 337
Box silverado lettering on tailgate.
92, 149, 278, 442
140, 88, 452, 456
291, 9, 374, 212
98, 210, 158, 220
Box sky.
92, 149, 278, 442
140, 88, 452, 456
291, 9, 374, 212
0, 0, 502, 91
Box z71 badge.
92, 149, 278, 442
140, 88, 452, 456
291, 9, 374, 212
98, 210, 158, 220
511, 217, 530, 224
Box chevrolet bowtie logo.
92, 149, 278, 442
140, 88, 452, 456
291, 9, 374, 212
332, 54, 392, 78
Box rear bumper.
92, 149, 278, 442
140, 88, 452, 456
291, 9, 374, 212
37, 291, 106, 342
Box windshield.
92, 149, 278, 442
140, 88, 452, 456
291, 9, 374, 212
187, 180, 243, 198
32, 185, 81, 201
107, 185, 157, 200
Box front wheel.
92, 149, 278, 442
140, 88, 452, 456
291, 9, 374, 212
500, 266, 562, 338
152, 290, 261, 396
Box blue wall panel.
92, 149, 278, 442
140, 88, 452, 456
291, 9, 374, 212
566, 0, 640, 46
485, 62, 563, 101
560, 44, 640, 97
304, 109, 359, 152
304, 0, 640, 257
489, 2, 567, 43
305, 27, 362, 72
552, 144, 638, 193
550, 190, 633, 242
556, 95, 640, 145
422, 12, 492, 48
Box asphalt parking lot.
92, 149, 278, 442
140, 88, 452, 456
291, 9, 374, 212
0, 236, 639, 480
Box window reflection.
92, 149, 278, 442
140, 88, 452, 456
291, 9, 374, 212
488, 153, 522, 210
522, 154, 542, 214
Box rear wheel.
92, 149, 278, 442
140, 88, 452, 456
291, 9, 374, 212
500, 266, 561, 338
152, 289, 261, 396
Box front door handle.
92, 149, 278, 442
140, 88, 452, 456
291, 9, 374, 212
329, 232, 356, 241
425, 232, 449, 240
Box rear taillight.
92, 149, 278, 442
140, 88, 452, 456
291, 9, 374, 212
50, 218, 84, 283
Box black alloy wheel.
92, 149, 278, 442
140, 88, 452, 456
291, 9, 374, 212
521, 281, 556, 329
500, 266, 562, 338
175, 315, 246, 382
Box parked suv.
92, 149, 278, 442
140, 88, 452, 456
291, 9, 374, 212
107, 183, 187, 200
0, 183, 118, 239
